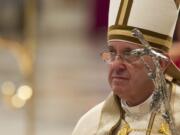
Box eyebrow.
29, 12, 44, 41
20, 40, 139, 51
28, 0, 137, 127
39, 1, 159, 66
124, 47, 133, 52
108, 45, 133, 52
108, 46, 115, 52
108, 45, 113, 49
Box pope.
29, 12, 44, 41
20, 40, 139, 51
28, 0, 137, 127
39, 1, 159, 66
72, 0, 180, 135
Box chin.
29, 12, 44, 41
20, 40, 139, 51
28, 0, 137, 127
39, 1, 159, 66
111, 85, 126, 96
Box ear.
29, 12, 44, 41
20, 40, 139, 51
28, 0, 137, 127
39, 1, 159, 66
159, 53, 171, 72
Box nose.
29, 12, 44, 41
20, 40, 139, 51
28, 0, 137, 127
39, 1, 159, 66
114, 54, 125, 63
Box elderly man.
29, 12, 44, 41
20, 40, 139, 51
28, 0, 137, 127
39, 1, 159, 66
72, 0, 180, 135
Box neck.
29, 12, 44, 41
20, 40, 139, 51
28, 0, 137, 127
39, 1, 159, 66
125, 91, 153, 107
121, 94, 153, 118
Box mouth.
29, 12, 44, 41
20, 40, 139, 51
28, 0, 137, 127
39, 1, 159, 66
111, 76, 129, 80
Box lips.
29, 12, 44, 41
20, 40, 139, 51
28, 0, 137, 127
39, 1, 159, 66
111, 76, 129, 80
110, 65, 130, 81
111, 70, 130, 80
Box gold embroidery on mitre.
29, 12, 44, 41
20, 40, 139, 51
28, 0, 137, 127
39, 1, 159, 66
174, 0, 180, 9
108, 29, 172, 49
116, 0, 133, 26
158, 122, 170, 135
118, 0, 129, 25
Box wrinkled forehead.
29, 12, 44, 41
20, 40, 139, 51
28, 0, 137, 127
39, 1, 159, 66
108, 40, 166, 55
108, 40, 141, 50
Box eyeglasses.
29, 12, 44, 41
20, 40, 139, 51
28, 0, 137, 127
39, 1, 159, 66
100, 51, 140, 64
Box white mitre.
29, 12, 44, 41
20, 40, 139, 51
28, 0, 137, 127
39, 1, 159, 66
108, 0, 180, 81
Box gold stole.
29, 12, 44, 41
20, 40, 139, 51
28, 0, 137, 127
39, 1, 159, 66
117, 82, 175, 135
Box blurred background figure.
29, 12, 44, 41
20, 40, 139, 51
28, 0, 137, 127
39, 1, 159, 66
0, 0, 110, 135
170, 13, 180, 68
89, 0, 110, 39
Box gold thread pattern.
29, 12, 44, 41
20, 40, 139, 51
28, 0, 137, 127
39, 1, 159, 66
146, 112, 156, 135
122, 0, 133, 25
117, 122, 152, 135
108, 35, 169, 52
108, 29, 172, 49
109, 25, 172, 40
115, 0, 125, 25
115, 0, 133, 26
158, 122, 170, 135
118, 0, 129, 25
117, 123, 131, 135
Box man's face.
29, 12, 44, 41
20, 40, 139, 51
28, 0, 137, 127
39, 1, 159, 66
108, 41, 155, 106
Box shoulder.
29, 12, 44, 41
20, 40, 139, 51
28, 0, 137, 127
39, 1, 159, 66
72, 102, 104, 135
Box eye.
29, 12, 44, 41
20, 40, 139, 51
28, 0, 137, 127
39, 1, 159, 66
123, 48, 132, 56
109, 51, 116, 58
108, 46, 116, 53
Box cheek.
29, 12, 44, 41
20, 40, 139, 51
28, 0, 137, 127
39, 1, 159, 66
141, 56, 155, 70
108, 65, 113, 83
130, 62, 149, 80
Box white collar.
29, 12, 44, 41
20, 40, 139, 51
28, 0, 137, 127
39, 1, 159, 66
121, 94, 153, 119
